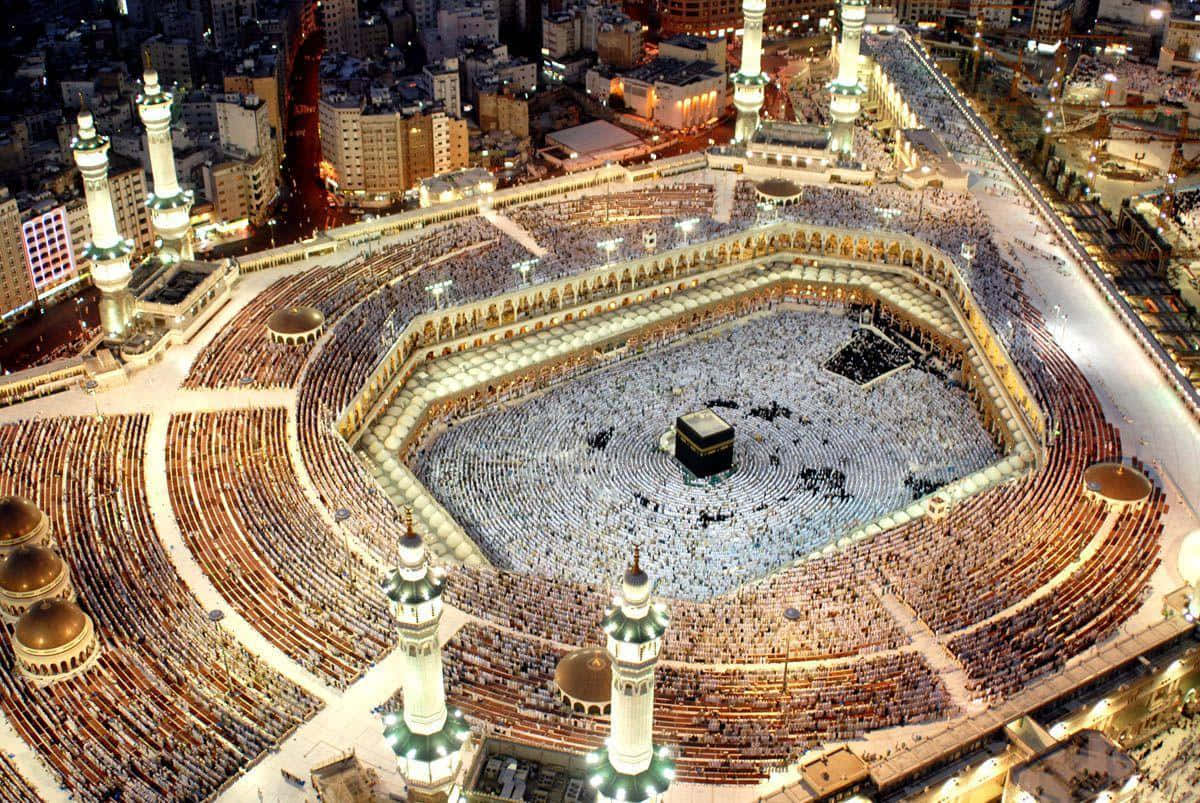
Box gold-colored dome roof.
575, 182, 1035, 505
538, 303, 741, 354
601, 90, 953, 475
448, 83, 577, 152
0, 496, 44, 544
15, 599, 88, 651
555, 647, 612, 705
0, 545, 63, 593
1084, 462, 1152, 503
755, 178, 803, 199
267, 306, 325, 335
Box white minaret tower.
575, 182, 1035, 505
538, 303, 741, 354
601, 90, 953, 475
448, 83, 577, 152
382, 512, 468, 803
71, 105, 134, 341
588, 547, 674, 803
137, 57, 194, 262
828, 0, 868, 157
732, 0, 768, 144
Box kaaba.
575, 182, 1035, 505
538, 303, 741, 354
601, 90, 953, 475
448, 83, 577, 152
675, 408, 734, 478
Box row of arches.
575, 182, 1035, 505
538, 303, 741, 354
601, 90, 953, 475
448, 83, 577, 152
340, 222, 1020, 442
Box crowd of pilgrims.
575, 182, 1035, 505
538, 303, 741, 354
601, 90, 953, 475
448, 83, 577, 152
429, 623, 954, 783
0, 415, 319, 801
413, 309, 997, 600
1068, 54, 1200, 105
1130, 711, 1200, 802
0, 103, 1174, 791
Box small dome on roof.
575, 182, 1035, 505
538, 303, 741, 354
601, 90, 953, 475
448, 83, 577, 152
15, 599, 89, 651
0, 497, 45, 546
1083, 462, 1152, 504
267, 306, 325, 336
755, 178, 803, 200
555, 647, 612, 706
0, 545, 64, 594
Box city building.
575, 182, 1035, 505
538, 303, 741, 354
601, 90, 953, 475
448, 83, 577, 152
318, 91, 468, 205
223, 53, 284, 141
0, 188, 31, 317
596, 18, 643, 69
143, 36, 196, 90
422, 59, 463, 118
661, 0, 832, 37
1030, 0, 1087, 40
660, 33, 726, 72
206, 0, 257, 50
615, 58, 726, 130
203, 93, 279, 225
1159, 15, 1200, 73
18, 200, 77, 300
323, 0, 361, 55
478, 90, 530, 137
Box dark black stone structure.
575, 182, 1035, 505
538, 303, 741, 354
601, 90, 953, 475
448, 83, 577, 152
674, 408, 734, 478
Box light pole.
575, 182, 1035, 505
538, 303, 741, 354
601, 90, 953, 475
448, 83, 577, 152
674, 218, 699, 247
512, 258, 539, 286
916, 165, 932, 224
335, 508, 352, 586
425, 279, 453, 309
597, 238, 624, 266
83, 379, 102, 422
208, 609, 233, 693
781, 606, 801, 695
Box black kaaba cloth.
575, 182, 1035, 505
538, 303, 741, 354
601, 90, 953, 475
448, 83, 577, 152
675, 408, 734, 478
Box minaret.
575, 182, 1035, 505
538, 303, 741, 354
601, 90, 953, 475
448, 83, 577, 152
70, 104, 134, 340
828, 0, 868, 157
382, 512, 468, 803
588, 547, 674, 803
732, 0, 768, 144
137, 56, 194, 262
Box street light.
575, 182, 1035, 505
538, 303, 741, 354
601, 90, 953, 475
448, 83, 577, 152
425, 279, 453, 309
917, 165, 932, 223
781, 607, 802, 694
334, 508, 353, 586
597, 238, 624, 265
83, 379, 102, 422
208, 609, 233, 693
674, 218, 699, 247
512, 258, 540, 286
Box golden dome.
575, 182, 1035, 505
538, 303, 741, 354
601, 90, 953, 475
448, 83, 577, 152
0, 496, 44, 545
15, 599, 89, 651
267, 306, 325, 336
0, 545, 63, 593
1083, 462, 1152, 504
755, 178, 803, 200
555, 647, 612, 705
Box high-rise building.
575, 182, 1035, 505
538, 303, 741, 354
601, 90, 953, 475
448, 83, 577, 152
588, 548, 674, 803
381, 515, 469, 802
207, 0, 257, 50
322, 0, 361, 54
828, 0, 866, 156
143, 36, 196, 89
732, 0, 767, 143
422, 59, 463, 118
108, 159, 155, 257
0, 188, 31, 317
318, 94, 468, 203
204, 93, 279, 225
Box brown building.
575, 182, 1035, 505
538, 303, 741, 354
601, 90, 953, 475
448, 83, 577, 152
661, 0, 832, 36
478, 92, 530, 139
